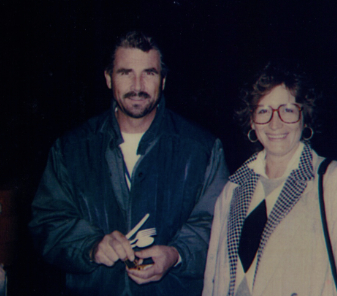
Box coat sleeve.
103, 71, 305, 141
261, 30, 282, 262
202, 187, 224, 295
29, 139, 105, 273
169, 138, 229, 277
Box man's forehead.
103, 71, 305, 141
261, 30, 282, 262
113, 47, 161, 71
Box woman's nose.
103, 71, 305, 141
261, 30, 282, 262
269, 111, 283, 129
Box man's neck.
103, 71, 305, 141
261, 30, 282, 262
116, 108, 157, 133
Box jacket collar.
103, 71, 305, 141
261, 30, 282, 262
105, 95, 166, 154
227, 143, 314, 295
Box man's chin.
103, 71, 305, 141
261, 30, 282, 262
122, 100, 160, 117
124, 107, 156, 119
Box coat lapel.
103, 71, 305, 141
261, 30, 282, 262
227, 153, 259, 296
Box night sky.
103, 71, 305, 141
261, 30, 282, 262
3, 0, 337, 184
2, 0, 337, 294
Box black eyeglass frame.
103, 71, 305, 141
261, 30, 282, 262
251, 103, 303, 124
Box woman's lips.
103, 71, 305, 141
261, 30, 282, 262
267, 133, 287, 140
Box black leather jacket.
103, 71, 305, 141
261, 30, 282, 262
29, 98, 229, 296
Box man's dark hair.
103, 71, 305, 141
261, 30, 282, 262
105, 31, 168, 77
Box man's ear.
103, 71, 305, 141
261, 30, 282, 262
104, 71, 112, 89
161, 77, 166, 91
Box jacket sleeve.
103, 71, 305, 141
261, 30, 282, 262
169, 138, 229, 277
202, 185, 227, 296
29, 139, 105, 273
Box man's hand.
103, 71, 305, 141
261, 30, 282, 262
126, 245, 179, 284
91, 230, 135, 266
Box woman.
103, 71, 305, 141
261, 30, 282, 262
203, 60, 337, 296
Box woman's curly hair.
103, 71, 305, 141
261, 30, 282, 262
236, 59, 319, 142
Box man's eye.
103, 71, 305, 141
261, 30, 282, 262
146, 71, 155, 75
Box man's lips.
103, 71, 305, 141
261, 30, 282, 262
127, 96, 146, 101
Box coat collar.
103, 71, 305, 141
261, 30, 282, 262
229, 143, 314, 185
227, 143, 314, 295
105, 96, 166, 154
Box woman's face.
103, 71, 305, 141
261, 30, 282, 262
251, 84, 304, 161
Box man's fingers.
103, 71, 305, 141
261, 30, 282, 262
93, 231, 135, 266
110, 232, 135, 261
127, 272, 159, 285
127, 245, 179, 285
134, 247, 155, 259
94, 240, 120, 264
127, 265, 155, 278
94, 251, 116, 266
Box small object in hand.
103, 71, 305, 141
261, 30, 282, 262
124, 258, 139, 269
124, 257, 153, 270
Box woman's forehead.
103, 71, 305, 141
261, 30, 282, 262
258, 85, 296, 106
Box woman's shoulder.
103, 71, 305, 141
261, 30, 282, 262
322, 159, 337, 181
215, 180, 239, 208
311, 150, 337, 176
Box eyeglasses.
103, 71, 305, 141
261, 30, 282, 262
252, 104, 303, 124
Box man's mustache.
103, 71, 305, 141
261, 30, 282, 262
123, 91, 151, 99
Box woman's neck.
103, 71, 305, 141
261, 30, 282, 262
265, 159, 288, 179
265, 149, 299, 179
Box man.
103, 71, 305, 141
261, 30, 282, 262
29, 31, 228, 296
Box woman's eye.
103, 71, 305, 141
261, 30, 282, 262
284, 108, 295, 113
257, 109, 268, 114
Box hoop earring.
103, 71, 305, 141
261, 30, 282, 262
247, 129, 258, 143
302, 126, 314, 141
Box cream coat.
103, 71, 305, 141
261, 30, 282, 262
203, 150, 337, 296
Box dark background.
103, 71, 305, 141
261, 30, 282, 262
2, 0, 337, 294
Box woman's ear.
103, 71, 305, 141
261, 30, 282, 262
251, 121, 255, 130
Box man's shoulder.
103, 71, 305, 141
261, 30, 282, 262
163, 109, 217, 146
59, 111, 111, 146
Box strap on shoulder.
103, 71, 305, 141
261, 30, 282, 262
318, 158, 333, 176
318, 157, 337, 289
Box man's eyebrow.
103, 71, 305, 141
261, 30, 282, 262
116, 68, 131, 73
144, 67, 159, 73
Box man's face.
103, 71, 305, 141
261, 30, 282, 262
105, 48, 166, 119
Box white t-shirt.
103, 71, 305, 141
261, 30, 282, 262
120, 132, 144, 189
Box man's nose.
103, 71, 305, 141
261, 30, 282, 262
131, 75, 143, 92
